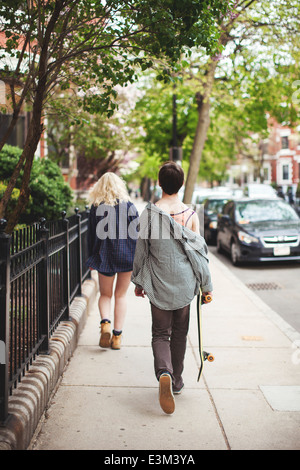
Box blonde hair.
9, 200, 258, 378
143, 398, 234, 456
88, 172, 131, 206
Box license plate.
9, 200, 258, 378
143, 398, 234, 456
273, 246, 291, 256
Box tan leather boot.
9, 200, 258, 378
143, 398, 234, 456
111, 333, 122, 350
99, 321, 111, 348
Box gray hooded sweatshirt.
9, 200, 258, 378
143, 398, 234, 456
131, 202, 213, 310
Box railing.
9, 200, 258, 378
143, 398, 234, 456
0, 208, 91, 424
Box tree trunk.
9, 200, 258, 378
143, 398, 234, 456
5, 112, 44, 233
0, 103, 27, 219
1, 1, 64, 232
183, 60, 217, 204
1, 81, 45, 232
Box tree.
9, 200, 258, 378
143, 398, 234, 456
0, 145, 73, 223
0, 0, 231, 232
183, 0, 300, 203
47, 82, 142, 181
125, 47, 294, 189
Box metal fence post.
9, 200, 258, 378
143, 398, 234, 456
75, 208, 82, 296
85, 206, 92, 281
0, 219, 11, 424
38, 218, 50, 354
62, 211, 70, 319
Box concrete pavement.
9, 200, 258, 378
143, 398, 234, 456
29, 202, 300, 451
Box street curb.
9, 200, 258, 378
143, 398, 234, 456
0, 272, 99, 451
209, 251, 300, 346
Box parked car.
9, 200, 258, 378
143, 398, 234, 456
192, 187, 213, 205
176, 187, 212, 204
203, 196, 231, 245
244, 184, 278, 199
210, 186, 234, 197
216, 198, 300, 265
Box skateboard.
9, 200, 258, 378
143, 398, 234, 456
197, 289, 214, 382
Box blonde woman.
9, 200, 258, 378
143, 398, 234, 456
87, 172, 139, 350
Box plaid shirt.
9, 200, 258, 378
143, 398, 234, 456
132, 203, 212, 310
86, 201, 139, 273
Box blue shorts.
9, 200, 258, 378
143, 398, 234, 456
99, 272, 116, 277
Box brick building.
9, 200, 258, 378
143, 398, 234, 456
265, 120, 300, 191
227, 119, 300, 195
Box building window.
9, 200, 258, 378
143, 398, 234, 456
0, 114, 25, 148
61, 153, 70, 168
282, 164, 289, 181
254, 168, 259, 182
281, 136, 289, 149
263, 167, 269, 181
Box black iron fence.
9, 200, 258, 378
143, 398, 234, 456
0, 208, 91, 424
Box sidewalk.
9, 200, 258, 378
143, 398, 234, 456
30, 202, 300, 451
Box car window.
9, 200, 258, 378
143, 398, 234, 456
223, 202, 231, 215
195, 195, 208, 204
246, 185, 277, 198
235, 200, 299, 223
228, 203, 234, 220
207, 199, 228, 214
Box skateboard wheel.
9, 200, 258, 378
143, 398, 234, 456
202, 294, 212, 304
207, 354, 214, 362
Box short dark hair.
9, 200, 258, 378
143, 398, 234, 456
158, 161, 184, 195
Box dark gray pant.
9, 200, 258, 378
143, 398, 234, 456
150, 303, 190, 391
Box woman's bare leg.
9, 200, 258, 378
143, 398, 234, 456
114, 271, 132, 331
98, 273, 115, 321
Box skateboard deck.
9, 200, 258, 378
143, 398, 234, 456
197, 289, 214, 382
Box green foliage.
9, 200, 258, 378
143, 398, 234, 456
126, 0, 300, 187
127, 76, 198, 179
0, 182, 22, 219
126, 73, 238, 183
0, 145, 73, 223
136, 153, 163, 181
29, 159, 73, 222
0, 145, 25, 183
0, 0, 235, 229
0, 0, 231, 121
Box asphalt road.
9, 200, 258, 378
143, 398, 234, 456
209, 245, 300, 335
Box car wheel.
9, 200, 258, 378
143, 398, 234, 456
216, 234, 223, 254
204, 229, 211, 245
230, 242, 240, 266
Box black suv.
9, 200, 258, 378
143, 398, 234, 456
216, 198, 300, 265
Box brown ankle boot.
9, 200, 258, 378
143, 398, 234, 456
99, 321, 111, 348
111, 333, 122, 350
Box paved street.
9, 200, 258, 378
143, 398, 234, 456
209, 246, 300, 334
